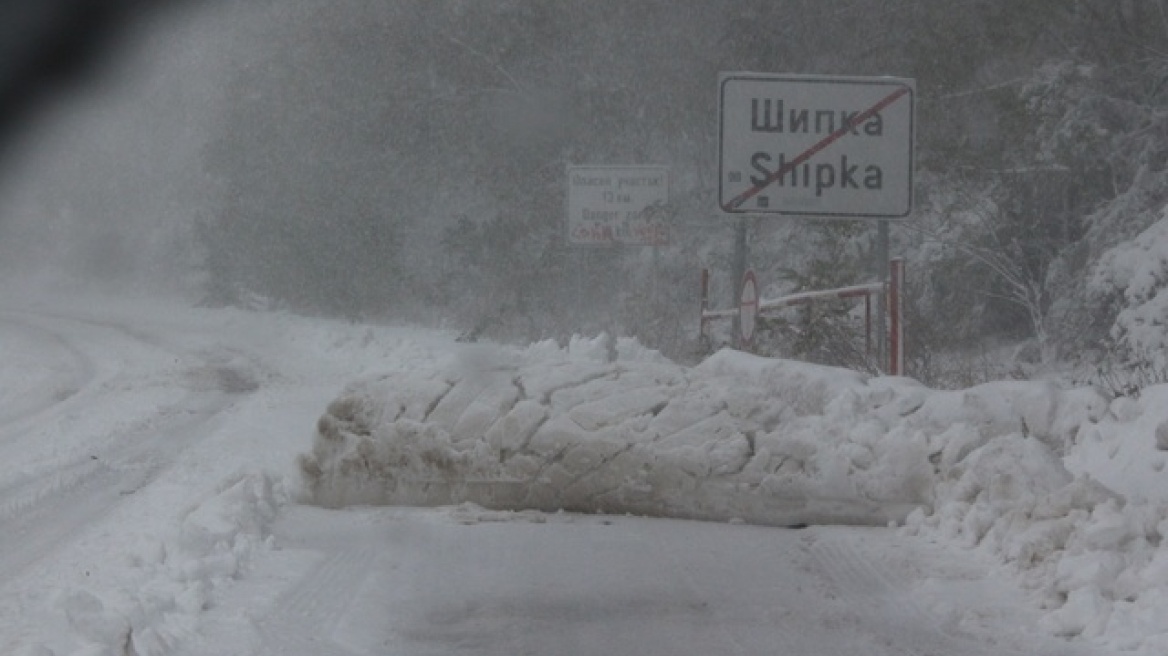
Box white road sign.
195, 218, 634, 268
719, 73, 915, 218
568, 165, 669, 245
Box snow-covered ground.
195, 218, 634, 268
0, 287, 1162, 655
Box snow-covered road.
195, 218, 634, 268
180, 506, 1093, 656
0, 292, 1131, 655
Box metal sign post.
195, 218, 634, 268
730, 217, 748, 341
889, 257, 905, 375
876, 219, 889, 366
717, 72, 915, 373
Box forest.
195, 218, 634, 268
10, 0, 1168, 388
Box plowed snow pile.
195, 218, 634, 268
300, 335, 1168, 652
301, 338, 931, 525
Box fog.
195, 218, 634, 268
2, 1, 1165, 381
0, 1, 733, 342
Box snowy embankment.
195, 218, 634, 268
302, 335, 1168, 653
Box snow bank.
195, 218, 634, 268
300, 339, 940, 526
299, 338, 1106, 529
58, 472, 283, 656
302, 336, 1168, 652
903, 382, 1168, 654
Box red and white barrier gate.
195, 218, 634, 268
700, 259, 906, 375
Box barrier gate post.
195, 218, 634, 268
889, 258, 905, 376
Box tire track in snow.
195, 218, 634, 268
810, 532, 1064, 656
813, 534, 987, 656
0, 458, 121, 583
252, 545, 380, 656
654, 531, 750, 656
0, 392, 237, 580
0, 457, 105, 523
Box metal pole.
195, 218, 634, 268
699, 268, 709, 342
889, 257, 905, 376
875, 219, 889, 372
731, 217, 748, 342
864, 294, 871, 358
652, 244, 661, 306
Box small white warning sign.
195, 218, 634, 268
568, 166, 669, 245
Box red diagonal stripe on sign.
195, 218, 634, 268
723, 85, 911, 211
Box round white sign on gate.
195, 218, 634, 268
739, 270, 758, 348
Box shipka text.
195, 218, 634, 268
750, 153, 883, 197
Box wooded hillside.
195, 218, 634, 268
193, 1, 1168, 385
